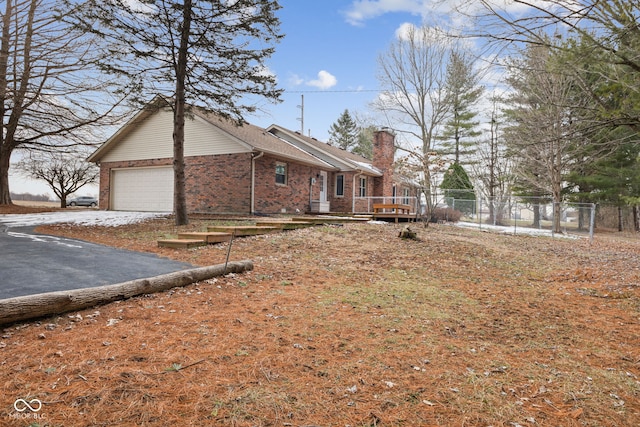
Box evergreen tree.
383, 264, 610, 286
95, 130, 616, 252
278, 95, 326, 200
503, 39, 588, 232
440, 163, 475, 215
566, 127, 640, 231
328, 109, 359, 150
353, 125, 375, 160
438, 51, 484, 164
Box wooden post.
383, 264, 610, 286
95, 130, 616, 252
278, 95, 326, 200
0, 260, 253, 326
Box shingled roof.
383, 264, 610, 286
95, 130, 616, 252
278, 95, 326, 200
193, 109, 336, 170
267, 124, 382, 176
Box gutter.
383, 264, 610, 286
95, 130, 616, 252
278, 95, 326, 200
251, 151, 264, 214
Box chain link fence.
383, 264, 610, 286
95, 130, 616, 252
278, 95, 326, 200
593, 204, 640, 234
437, 195, 597, 241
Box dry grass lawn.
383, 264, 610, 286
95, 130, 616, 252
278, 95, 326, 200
1, 206, 639, 426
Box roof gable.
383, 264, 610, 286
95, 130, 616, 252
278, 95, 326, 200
89, 100, 336, 170
88, 107, 252, 163
266, 125, 382, 176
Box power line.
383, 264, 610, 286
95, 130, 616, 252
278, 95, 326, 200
284, 89, 382, 94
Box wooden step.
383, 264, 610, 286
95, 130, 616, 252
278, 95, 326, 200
157, 239, 207, 249
206, 225, 281, 236
353, 215, 374, 220
255, 220, 316, 230
291, 216, 370, 224
178, 231, 232, 244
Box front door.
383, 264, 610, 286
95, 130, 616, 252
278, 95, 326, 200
319, 171, 327, 203
312, 171, 330, 213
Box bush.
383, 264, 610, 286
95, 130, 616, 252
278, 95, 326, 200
430, 207, 462, 223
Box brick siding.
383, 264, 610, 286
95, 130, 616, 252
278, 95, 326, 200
97, 128, 416, 214
253, 155, 321, 214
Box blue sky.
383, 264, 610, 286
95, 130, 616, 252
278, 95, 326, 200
10, 0, 508, 197
248, 0, 456, 141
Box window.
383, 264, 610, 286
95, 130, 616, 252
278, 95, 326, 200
403, 188, 410, 205
359, 177, 367, 197
336, 174, 344, 197
275, 163, 287, 185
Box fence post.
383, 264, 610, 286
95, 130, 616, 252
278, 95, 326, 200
478, 197, 482, 230
589, 203, 596, 243
492, 197, 496, 226
514, 201, 518, 235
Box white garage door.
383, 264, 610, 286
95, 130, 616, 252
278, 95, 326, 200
111, 167, 173, 212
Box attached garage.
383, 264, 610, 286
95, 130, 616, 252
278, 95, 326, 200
111, 167, 173, 212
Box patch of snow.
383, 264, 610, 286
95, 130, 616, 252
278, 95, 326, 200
7, 231, 83, 248
455, 221, 578, 239
0, 211, 169, 228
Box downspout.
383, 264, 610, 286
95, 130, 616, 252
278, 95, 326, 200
251, 151, 264, 214
352, 172, 363, 214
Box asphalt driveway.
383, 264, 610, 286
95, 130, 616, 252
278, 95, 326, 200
0, 211, 194, 300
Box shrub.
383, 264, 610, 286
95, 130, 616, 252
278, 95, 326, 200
430, 207, 462, 223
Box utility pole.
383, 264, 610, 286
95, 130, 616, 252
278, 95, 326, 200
297, 94, 304, 134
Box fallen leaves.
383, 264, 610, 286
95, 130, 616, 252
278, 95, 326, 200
0, 218, 638, 426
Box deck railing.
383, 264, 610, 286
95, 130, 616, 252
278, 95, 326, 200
353, 196, 419, 214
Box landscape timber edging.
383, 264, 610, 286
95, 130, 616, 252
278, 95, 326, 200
0, 259, 254, 326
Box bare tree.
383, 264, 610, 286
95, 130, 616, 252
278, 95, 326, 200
16, 151, 99, 208
71, 0, 283, 225
471, 95, 515, 225
0, 0, 124, 206
374, 25, 452, 222
472, 0, 640, 130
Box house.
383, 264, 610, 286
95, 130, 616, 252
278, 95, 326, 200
88, 99, 419, 215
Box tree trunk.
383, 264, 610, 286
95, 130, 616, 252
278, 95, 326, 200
553, 202, 562, 233
0, 0, 12, 205
532, 203, 541, 228
0, 147, 12, 205
172, 0, 192, 226
0, 260, 253, 326
618, 205, 623, 232
578, 205, 585, 231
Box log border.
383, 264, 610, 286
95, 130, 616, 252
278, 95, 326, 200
0, 259, 253, 326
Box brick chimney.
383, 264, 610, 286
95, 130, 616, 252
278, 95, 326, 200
372, 128, 395, 198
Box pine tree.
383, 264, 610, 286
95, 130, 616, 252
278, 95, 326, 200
328, 110, 359, 151
438, 51, 484, 164
353, 125, 375, 160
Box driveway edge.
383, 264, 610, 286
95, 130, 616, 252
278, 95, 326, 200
0, 259, 253, 326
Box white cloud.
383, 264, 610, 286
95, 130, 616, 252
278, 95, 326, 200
344, 0, 546, 27
288, 73, 305, 86
344, 0, 432, 26
307, 70, 338, 90
394, 22, 446, 42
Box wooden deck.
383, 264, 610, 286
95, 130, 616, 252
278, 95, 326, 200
372, 203, 415, 223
